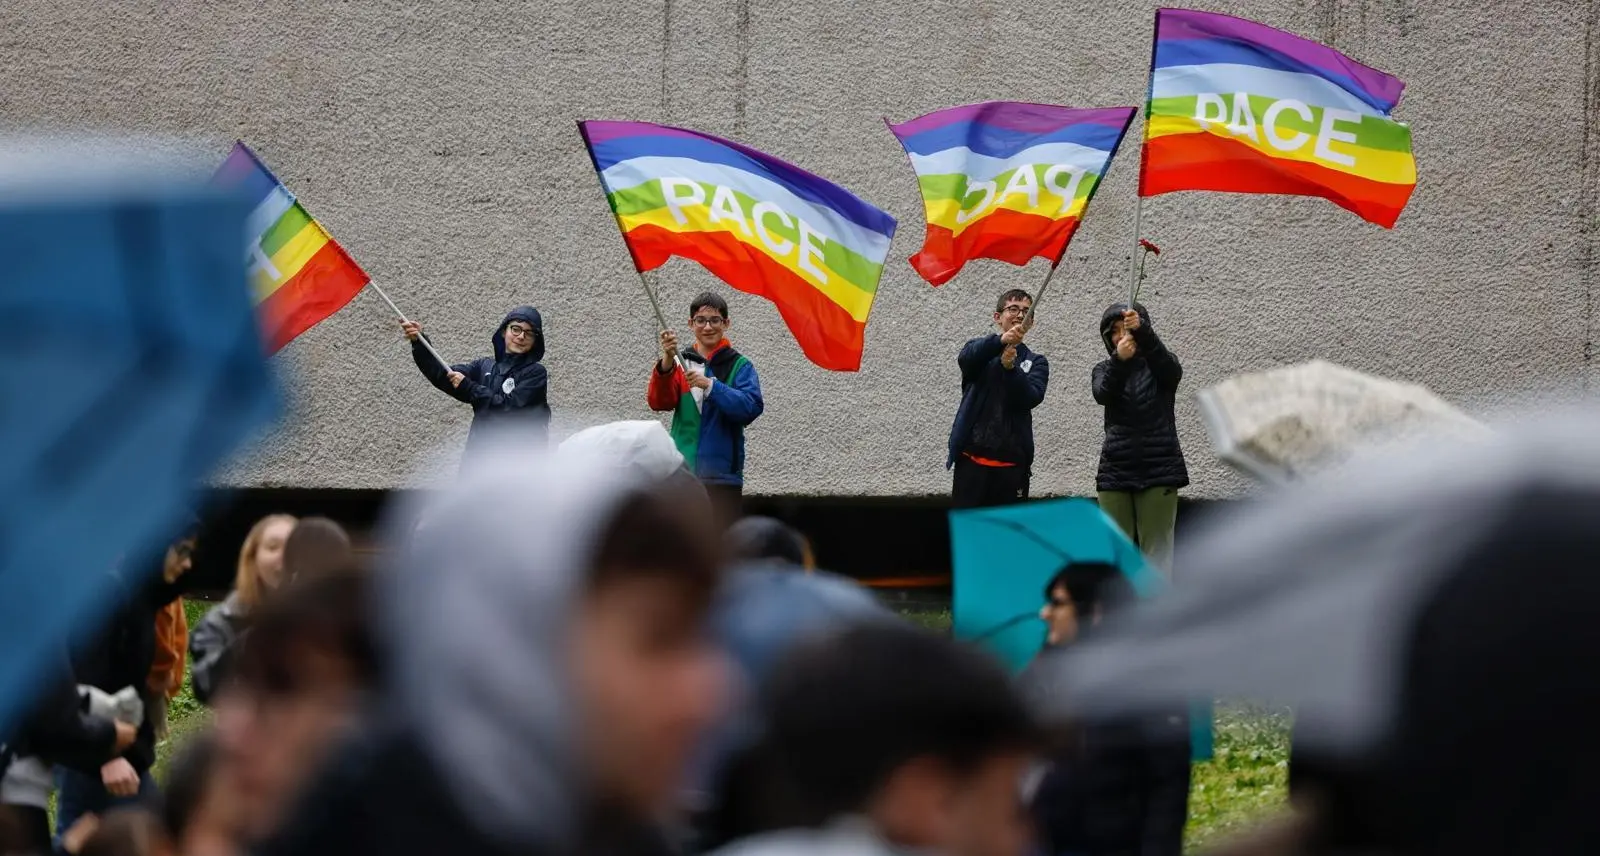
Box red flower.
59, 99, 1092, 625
1139, 239, 1161, 255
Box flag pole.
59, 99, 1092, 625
1127, 196, 1145, 307
1024, 257, 1063, 329
635, 269, 685, 370
369, 282, 452, 373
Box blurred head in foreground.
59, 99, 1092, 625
259, 443, 728, 856
725, 516, 815, 571
711, 622, 1041, 856
282, 517, 355, 584
210, 569, 376, 845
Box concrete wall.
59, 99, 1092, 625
6, 0, 1597, 498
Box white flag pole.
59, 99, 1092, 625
370, 282, 452, 373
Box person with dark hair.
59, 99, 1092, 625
402, 306, 552, 458
208, 570, 377, 850
256, 447, 728, 856
725, 517, 813, 571
156, 733, 231, 856
706, 622, 1041, 856
1025, 562, 1189, 856
57, 521, 201, 848
649, 292, 765, 524
282, 517, 355, 584
1092, 303, 1187, 573
949, 289, 1050, 509
74, 808, 171, 856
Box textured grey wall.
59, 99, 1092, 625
5, 0, 1597, 497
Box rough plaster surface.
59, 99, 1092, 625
5, 0, 1597, 498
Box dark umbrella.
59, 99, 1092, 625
0, 139, 278, 730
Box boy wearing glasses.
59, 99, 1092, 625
648, 292, 764, 524
947, 289, 1049, 508
401, 306, 551, 457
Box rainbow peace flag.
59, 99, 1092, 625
579, 120, 896, 372
211, 142, 369, 352
1142, 8, 1417, 228
889, 102, 1135, 286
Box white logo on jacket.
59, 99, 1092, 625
1020, 359, 1033, 373
502, 377, 515, 394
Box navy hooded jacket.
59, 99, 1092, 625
412, 306, 551, 455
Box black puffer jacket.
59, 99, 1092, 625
1091, 303, 1188, 493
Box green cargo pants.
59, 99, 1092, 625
1098, 486, 1179, 575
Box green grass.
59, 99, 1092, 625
889, 605, 1290, 853
153, 599, 215, 780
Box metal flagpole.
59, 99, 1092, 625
1024, 258, 1063, 329
369, 281, 452, 373
1127, 196, 1146, 307
635, 269, 684, 370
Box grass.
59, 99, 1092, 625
149, 604, 1290, 854
894, 607, 1290, 853
153, 599, 215, 780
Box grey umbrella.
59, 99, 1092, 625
1030, 409, 1600, 755
1196, 359, 1488, 485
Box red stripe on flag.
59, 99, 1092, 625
257, 241, 370, 353
622, 224, 868, 372
908, 210, 1081, 286
1139, 132, 1414, 228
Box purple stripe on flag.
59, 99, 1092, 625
1155, 8, 1404, 110
890, 102, 1134, 138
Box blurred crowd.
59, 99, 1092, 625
6, 415, 1599, 856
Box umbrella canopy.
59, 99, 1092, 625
1034, 410, 1600, 755
1197, 359, 1487, 484
0, 138, 278, 731
950, 498, 1162, 672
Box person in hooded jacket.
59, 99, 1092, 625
1092, 304, 1187, 573
57, 523, 200, 848
402, 306, 551, 456
948, 289, 1050, 508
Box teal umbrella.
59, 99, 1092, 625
950, 498, 1212, 760
950, 498, 1162, 671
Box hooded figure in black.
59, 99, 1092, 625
407, 306, 551, 457
1092, 303, 1187, 573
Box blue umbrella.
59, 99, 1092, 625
950, 497, 1212, 761
0, 141, 279, 731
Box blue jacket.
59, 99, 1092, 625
947, 334, 1049, 468
413, 306, 551, 456
648, 342, 764, 486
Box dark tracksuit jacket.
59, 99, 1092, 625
1025, 646, 1191, 856
947, 334, 1050, 468
1092, 304, 1188, 493
647, 341, 764, 487
413, 306, 551, 456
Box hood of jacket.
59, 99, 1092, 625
1099, 303, 1152, 355
492, 305, 544, 363
379, 440, 652, 853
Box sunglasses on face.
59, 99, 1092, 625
505, 325, 535, 338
